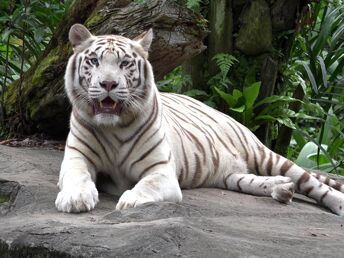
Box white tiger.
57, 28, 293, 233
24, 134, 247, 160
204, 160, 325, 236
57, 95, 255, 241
55, 24, 344, 215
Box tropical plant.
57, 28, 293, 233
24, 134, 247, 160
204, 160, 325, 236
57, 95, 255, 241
284, 1, 344, 174
157, 66, 192, 94
0, 0, 70, 128
293, 108, 344, 174
215, 83, 302, 132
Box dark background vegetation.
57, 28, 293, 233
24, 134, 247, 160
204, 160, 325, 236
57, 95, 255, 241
0, 0, 343, 174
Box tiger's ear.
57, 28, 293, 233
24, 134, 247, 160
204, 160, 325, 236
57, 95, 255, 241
69, 24, 93, 48
133, 29, 153, 52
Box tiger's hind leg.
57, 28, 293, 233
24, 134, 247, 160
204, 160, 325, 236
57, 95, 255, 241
223, 173, 295, 203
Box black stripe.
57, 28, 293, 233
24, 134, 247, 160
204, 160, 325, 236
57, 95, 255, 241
226, 122, 249, 161
70, 54, 78, 82
223, 173, 234, 189
266, 151, 273, 176
129, 134, 165, 170
280, 159, 293, 176
66, 143, 96, 168
320, 190, 329, 203
164, 101, 217, 146
297, 172, 310, 191
177, 130, 189, 185
170, 93, 202, 107
139, 153, 171, 179
72, 111, 114, 164
237, 177, 244, 191
134, 59, 142, 88
254, 152, 260, 175
119, 97, 159, 167
70, 127, 101, 162
191, 154, 202, 187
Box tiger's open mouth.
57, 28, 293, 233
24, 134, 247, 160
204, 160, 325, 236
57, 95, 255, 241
93, 97, 122, 115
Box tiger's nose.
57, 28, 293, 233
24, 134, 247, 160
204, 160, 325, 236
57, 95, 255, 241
99, 81, 118, 91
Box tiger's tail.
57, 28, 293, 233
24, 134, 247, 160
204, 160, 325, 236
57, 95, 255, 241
258, 147, 344, 216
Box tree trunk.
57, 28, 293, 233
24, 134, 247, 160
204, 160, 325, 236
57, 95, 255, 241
3, 0, 207, 138
254, 56, 279, 146
207, 0, 233, 76
183, 0, 234, 91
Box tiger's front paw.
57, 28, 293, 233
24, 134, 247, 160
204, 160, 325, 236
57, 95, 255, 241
115, 190, 155, 210
55, 180, 99, 213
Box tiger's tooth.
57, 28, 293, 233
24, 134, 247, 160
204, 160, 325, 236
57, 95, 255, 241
99, 101, 103, 109
112, 102, 117, 109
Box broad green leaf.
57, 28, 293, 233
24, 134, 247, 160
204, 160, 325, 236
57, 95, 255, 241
204, 100, 217, 109
311, 163, 339, 173
294, 113, 321, 120
255, 115, 277, 121
317, 56, 328, 88
302, 63, 318, 94
328, 137, 344, 157
214, 87, 236, 107
232, 89, 243, 100
307, 153, 331, 165
243, 81, 260, 109
329, 56, 344, 81
320, 108, 338, 145
230, 105, 245, 113
254, 96, 300, 108
295, 142, 320, 168
292, 130, 306, 149
330, 24, 344, 50
276, 117, 296, 129
183, 89, 209, 98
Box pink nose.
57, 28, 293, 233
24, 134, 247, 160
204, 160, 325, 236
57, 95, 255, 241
99, 81, 118, 91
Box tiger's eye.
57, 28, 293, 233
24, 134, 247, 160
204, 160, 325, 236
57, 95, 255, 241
90, 58, 99, 66
121, 60, 129, 67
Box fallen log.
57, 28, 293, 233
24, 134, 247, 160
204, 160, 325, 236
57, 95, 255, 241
4, 0, 207, 137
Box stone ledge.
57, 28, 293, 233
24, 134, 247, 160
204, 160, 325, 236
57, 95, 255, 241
0, 145, 343, 257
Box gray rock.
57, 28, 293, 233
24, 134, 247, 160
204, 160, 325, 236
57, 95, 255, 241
271, 0, 299, 32
0, 145, 344, 257
235, 0, 273, 56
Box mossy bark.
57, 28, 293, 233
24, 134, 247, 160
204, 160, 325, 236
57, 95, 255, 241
4, 0, 206, 138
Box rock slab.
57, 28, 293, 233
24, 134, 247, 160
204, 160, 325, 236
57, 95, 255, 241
0, 145, 344, 257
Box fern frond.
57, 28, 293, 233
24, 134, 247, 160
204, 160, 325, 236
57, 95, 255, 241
212, 53, 238, 80
186, 0, 202, 10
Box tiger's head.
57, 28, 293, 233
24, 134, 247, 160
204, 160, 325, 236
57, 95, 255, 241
65, 24, 155, 126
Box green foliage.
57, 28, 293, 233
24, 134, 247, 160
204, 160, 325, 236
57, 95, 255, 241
215, 83, 302, 132
204, 53, 238, 107
157, 66, 192, 94
291, 106, 344, 175
0, 0, 70, 127
212, 53, 237, 81
133, 0, 147, 5
186, 0, 202, 10
284, 1, 344, 174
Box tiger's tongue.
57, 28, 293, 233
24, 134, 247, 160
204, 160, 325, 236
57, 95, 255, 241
101, 97, 115, 108
94, 97, 118, 114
